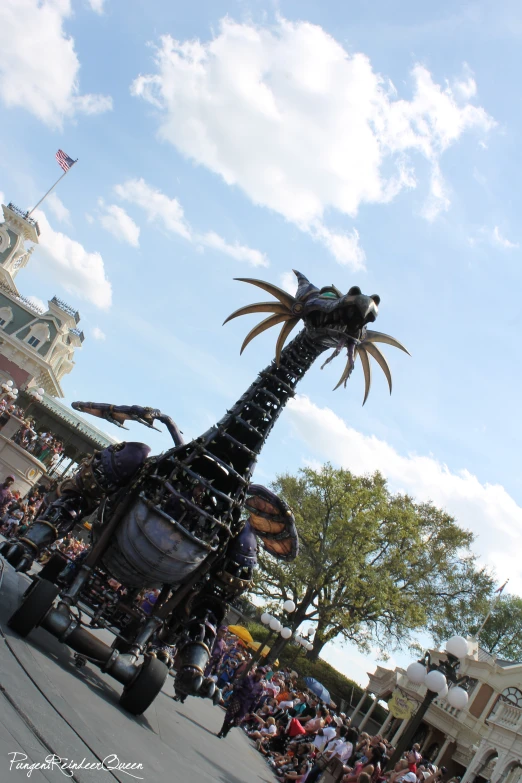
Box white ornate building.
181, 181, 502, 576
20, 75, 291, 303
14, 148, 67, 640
0, 201, 83, 396
352, 640, 522, 783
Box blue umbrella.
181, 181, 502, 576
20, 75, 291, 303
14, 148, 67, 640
303, 676, 331, 704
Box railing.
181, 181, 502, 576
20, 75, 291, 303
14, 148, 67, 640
0, 281, 46, 314
6, 203, 40, 235
433, 699, 461, 717
70, 328, 85, 342
50, 296, 80, 324
489, 701, 522, 731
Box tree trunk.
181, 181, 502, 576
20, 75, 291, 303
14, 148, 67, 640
306, 630, 327, 661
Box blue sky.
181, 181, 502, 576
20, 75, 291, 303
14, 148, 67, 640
2, 0, 522, 684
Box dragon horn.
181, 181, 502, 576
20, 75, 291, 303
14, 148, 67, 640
235, 278, 295, 310
240, 313, 294, 355
358, 345, 372, 406
364, 330, 410, 355
363, 342, 392, 394
223, 301, 292, 325
275, 318, 300, 366
293, 269, 319, 301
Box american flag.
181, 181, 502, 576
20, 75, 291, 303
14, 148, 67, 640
55, 149, 76, 173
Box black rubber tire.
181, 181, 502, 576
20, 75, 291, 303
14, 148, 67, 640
7, 579, 60, 637
15, 556, 32, 573
38, 552, 68, 583
119, 657, 169, 716
0, 540, 12, 557
5, 544, 24, 567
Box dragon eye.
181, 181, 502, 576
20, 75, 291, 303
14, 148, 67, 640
319, 287, 340, 299
348, 286, 362, 296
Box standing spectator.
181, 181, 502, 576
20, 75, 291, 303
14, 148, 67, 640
0, 475, 15, 516
217, 670, 265, 738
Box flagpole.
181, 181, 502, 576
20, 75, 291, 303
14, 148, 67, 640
26, 160, 78, 217
476, 579, 509, 639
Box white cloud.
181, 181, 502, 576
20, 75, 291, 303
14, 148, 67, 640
115, 178, 268, 267
99, 202, 140, 247
26, 295, 46, 312
287, 395, 522, 595
132, 18, 495, 268
199, 231, 268, 267
492, 225, 518, 249
469, 225, 519, 250
46, 192, 70, 224
35, 210, 112, 309
92, 326, 106, 340
0, 0, 112, 128
88, 0, 105, 13
308, 223, 366, 270
421, 163, 451, 222
115, 178, 191, 239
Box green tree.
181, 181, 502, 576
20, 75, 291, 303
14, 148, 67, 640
252, 464, 493, 661
431, 593, 522, 662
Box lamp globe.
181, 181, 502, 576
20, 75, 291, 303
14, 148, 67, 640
425, 669, 447, 694
446, 636, 469, 659
407, 661, 427, 685
447, 686, 469, 710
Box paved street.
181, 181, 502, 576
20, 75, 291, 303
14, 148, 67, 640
0, 551, 275, 783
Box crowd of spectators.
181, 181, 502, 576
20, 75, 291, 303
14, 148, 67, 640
0, 398, 65, 469
13, 420, 65, 468
0, 477, 47, 538
205, 631, 453, 783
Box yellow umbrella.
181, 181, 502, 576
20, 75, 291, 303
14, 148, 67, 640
246, 641, 279, 667
228, 625, 254, 644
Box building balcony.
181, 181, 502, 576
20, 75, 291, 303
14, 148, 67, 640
488, 701, 522, 733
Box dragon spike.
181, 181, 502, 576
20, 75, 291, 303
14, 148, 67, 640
357, 345, 372, 406
364, 330, 410, 355
333, 355, 355, 391
223, 301, 292, 325
275, 317, 300, 366
293, 269, 319, 301
240, 313, 293, 355
363, 342, 393, 394
235, 278, 295, 310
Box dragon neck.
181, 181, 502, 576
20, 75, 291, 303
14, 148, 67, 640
154, 329, 322, 535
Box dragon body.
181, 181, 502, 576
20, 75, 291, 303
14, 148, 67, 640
1, 271, 407, 714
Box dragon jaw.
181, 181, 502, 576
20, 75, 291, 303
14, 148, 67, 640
224, 270, 410, 405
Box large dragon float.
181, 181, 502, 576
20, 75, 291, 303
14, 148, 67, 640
1, 271, 407, 715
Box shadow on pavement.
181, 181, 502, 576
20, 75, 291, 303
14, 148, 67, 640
182, 713, 218, 737
196, 749, 276, 783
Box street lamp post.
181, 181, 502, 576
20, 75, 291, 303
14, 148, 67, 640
1, 380, 19, 404
387, 636, 471, 769
24, 386, 45, 416
289, 627, 315, 667
242, 600, 296, 677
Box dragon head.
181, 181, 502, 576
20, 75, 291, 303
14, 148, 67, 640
224, 270, 409, 404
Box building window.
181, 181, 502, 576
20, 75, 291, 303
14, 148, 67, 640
501, 687, 522, 708
28, 336, 40, 347
0, 306, 13, 328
